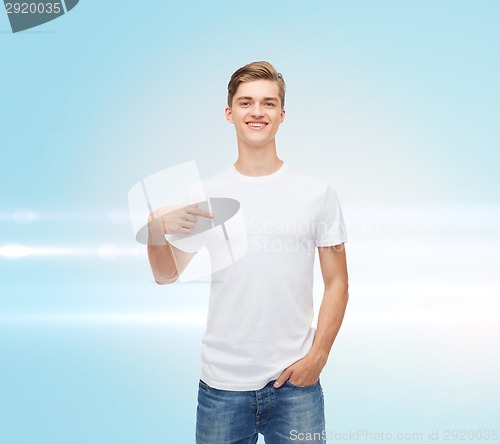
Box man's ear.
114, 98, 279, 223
280, 107, 286, 123
225, 106, 234, 124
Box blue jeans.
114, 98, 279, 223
196, 379, 326, 443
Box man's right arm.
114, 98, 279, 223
146, 204, 213, 285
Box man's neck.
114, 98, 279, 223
234, 140, 283, 177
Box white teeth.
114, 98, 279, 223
248, 123, 266, 127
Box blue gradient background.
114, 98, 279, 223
1, 1, 499, 443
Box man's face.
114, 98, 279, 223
225, 79, 285, 148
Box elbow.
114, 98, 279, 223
153, 272, 179, 285
332, 280, 349, 304
327, 279, 348, 294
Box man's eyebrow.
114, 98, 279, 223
235, 96, 279, 102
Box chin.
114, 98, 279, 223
246, 139, 272, 148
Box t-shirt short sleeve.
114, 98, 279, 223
315, 185, 348, 247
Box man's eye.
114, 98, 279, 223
264, 102, 276, 107
240, 102, 250, 106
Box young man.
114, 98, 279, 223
147, 61, 349, 444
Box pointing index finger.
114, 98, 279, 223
186, 204, 213, 219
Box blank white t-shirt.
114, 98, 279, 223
197, 162, 347, 391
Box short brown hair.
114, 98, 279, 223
227, 61, 286, 109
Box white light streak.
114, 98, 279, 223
0, 312, 207, 325
0, 243, 70, 260
0, 243, 144, 260
0, 309, 497, 327
97, 243, 140, 259
346, 310, 500, 326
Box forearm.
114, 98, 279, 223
309, 280, 349, 365
147, 219, 179, 284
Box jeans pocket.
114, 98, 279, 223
285, 379, 319, 389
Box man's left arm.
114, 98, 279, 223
274, 243, 349, 388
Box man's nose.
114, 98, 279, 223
250, 103, 264, 117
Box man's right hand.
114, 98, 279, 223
147, 203, 214, 283
148, 203, 214, 236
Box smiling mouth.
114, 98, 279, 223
246, 122, 268, 130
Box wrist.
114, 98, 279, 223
147, 218, 167, 245
308, 348, 328, 367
